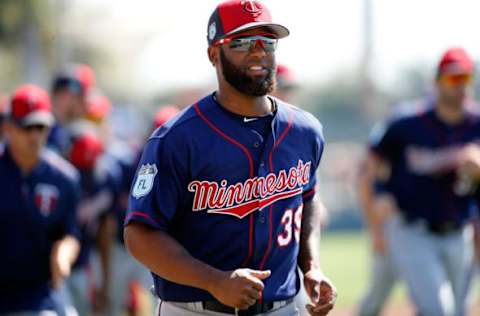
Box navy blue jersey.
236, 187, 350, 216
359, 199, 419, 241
0, 147, 80, 313
47, 123, 71, 155
73, 160, 120, 269
370, 106, 480, 225
125, 94, 324, 302
105, 142, 140, 244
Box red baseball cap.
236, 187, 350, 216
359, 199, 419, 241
207, 0, 289, 45
75, 64, 96, 94
153, 105, 180, 129
437, 47, 474, 77
10, 84, 54, 127
276, 64, 297, 90
69, 132, 104, 170
86, 94, 112, 122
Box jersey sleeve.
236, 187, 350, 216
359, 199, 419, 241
64, 178, 81, 239
125, 136, 187, 231
368, 120, 402, 162
302, 118, 325, 203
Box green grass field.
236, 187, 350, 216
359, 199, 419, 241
318, 231, 479, 309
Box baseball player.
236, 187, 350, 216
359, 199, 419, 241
62, 131, 119, 316
368, 47, 480, 316
124, 1, 336, 315
356, 99, 432, 316
0, 84, 81, 315
47, 65, 92, 155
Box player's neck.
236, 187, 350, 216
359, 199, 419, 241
9, 144, 40, 174
435, 100, 465, 125
215, 84, 272, 117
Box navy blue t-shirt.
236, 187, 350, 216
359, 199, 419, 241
0, 147, 80, 313
125, 94, 324, 302
370, 106, 480, 225
47, 123, 71, 155
73, 160, 120, 269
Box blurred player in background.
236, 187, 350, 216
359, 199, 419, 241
106, 104, 180, 316
356, 158, 397, 316
367, 47, 480, 316
356, 100, 431, 316
61, 131, 119, 316
0, 84, 80, 315
48, 64, 94, 155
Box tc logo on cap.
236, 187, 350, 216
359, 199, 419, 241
242, 0, 262, 16
208, 22, 217, 41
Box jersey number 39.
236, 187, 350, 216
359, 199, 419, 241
277, 205, 303, 247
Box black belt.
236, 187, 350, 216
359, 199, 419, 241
202, 298, 293, 316
427, 221, 462, 235
402, 216, 462, 236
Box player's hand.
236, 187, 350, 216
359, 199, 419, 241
50, 241, 73, 288
209, 269, 271, 310
50, 236, 79, 289
303, 269, 336, 316
458, 144, 480, 180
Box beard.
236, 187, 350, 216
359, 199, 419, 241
220, 48, 275, 96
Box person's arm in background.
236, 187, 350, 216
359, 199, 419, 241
457, 143, 480, 262
297, 198, 337, 316
356, 151, 397, 254
50, 235, 80, 289
95, 212, 116, 312
51, 180, 81, 289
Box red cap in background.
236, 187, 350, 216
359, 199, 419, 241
276, 64, 297, 90
75, 64, 96, 94
69, 132, 104, 171
10, 84, 54, 127
86, 94, 112, 122
437, 47, 474, 77
153, 105, 180, 129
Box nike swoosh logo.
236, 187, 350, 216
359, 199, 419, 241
243, 117, 259, 123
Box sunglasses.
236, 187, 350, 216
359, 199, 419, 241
440, 74, 473, 86
215, 35, 278, 52
19, 124, 49, 133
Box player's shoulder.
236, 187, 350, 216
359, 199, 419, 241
274, 97, 324, 138
385, 98, 432, 129
464, 100, 480, 122
41, 148, 80, 184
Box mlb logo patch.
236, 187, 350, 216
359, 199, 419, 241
34, 184, 59, 216
132, 163, 158, 199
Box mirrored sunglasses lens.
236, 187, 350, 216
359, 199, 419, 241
230, 37, 277, 52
